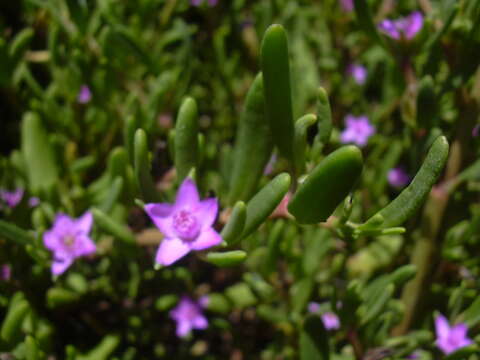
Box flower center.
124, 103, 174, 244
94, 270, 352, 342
63, 235, 76, 247
172, 209, 199, 240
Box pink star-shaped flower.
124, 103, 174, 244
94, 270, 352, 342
145, 178, 222, 266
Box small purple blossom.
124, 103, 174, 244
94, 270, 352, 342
43, 212, 96, 276
308, 302, 321, 313
388, 167, 410, 188
378, 11, 423, 40
77, 85, 92, 104
321, 312, 340, 330
340, 115, 375, 147
472, 124, 480, 137
28, 197, 40, 207
170, 296, 208, 338
434, 313, 473, 355
145, 178, 222, 266
191, 0, 217, 7
1, 265, 11, 281
347, 64, 368, 85
407, 351, 420, 359
340, 0, 354, 12
0, 188, 24, 208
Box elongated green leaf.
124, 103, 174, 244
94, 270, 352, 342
316, 87, 332, 144
416, 76, 436, 128
92, 208, 135, 244
353, 0, 385, 47
361, 136, 449, 228
9, 28, 34, 60
46, 288, 80, 308
206, 251, 247, 267
124, 116, 138, 164
294, 114, 317, 176
99, 177, 124, 214
221, 201, 246, 245
444, 345, 479, 360
0, 219, 33, 245
133, 129, 160, 202
229, 73, 273, 203
288, 146, 363, 224
300, 315, 330, 360
175, 97, 199, 182
21, 112, 58, 194
1, 295, 29, 342
261, 24, 295, 162
462, 296, 480, 328
360, 283, 394, 325
242, 173, 291, 238
79, 334, 120, 360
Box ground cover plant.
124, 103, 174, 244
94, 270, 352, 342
1, 0, 480, 359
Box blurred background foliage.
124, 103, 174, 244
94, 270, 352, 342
1, 0, 480, 359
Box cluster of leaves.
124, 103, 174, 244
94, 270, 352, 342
1, 0, 480, 359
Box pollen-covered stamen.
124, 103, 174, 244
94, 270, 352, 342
172, 209, 200, 240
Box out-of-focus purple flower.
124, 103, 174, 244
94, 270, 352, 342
321, 312, 340, 330
28, 197, 40, 207
407, 351, 420, 359
0, 188, 24, 208
347, 63, 368, 85
191, 0, 217, 7
43, 212, 96, 276
340, 115, 375, 147
77, 85, 92, 104
388, 167, 410, 188
472, 124, 480, 137
145, 178, 222, 266
170, 296, 208, 338
378, 11, 423, 40
1, 265, 11, 281
340, 0, 354, 12
263, 153, 277, 175
435, 313, 473, 355
308, 302, 321, 313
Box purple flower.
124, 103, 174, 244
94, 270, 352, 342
340, 0, 354, 12
308, 302, 321, 313
347, 64, 368, 85
321, 312, 340, 330
434, 313, 473, 355
378, 11, 423, 40
28, 197, 40, 207
407, 351, 420, 359
191, 0, 217, 7
472, 124, 480, 137
0, 188, 24, 208
1, 265, 11, 281
145, 178, 222, 266
388, 167, 410, 188
170, 296, 208, 338
43, 212, 96, 276
77, 85, 92, 104
340, 115, 375, 147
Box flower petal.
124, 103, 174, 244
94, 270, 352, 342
43, 229, 60, 251
192, 315, 208, 330
195, 198, 218, 229
73, 235, 97, 257
145, 203, 176, 238
435, 314, 450, 339
405, 11, 423, 39
76, 211, 93, 234
176, 320, 192, 338
52, 257, 74, 276
175, 178, 200, 209
190, 228, 222, 251
155, 238, 191, 266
